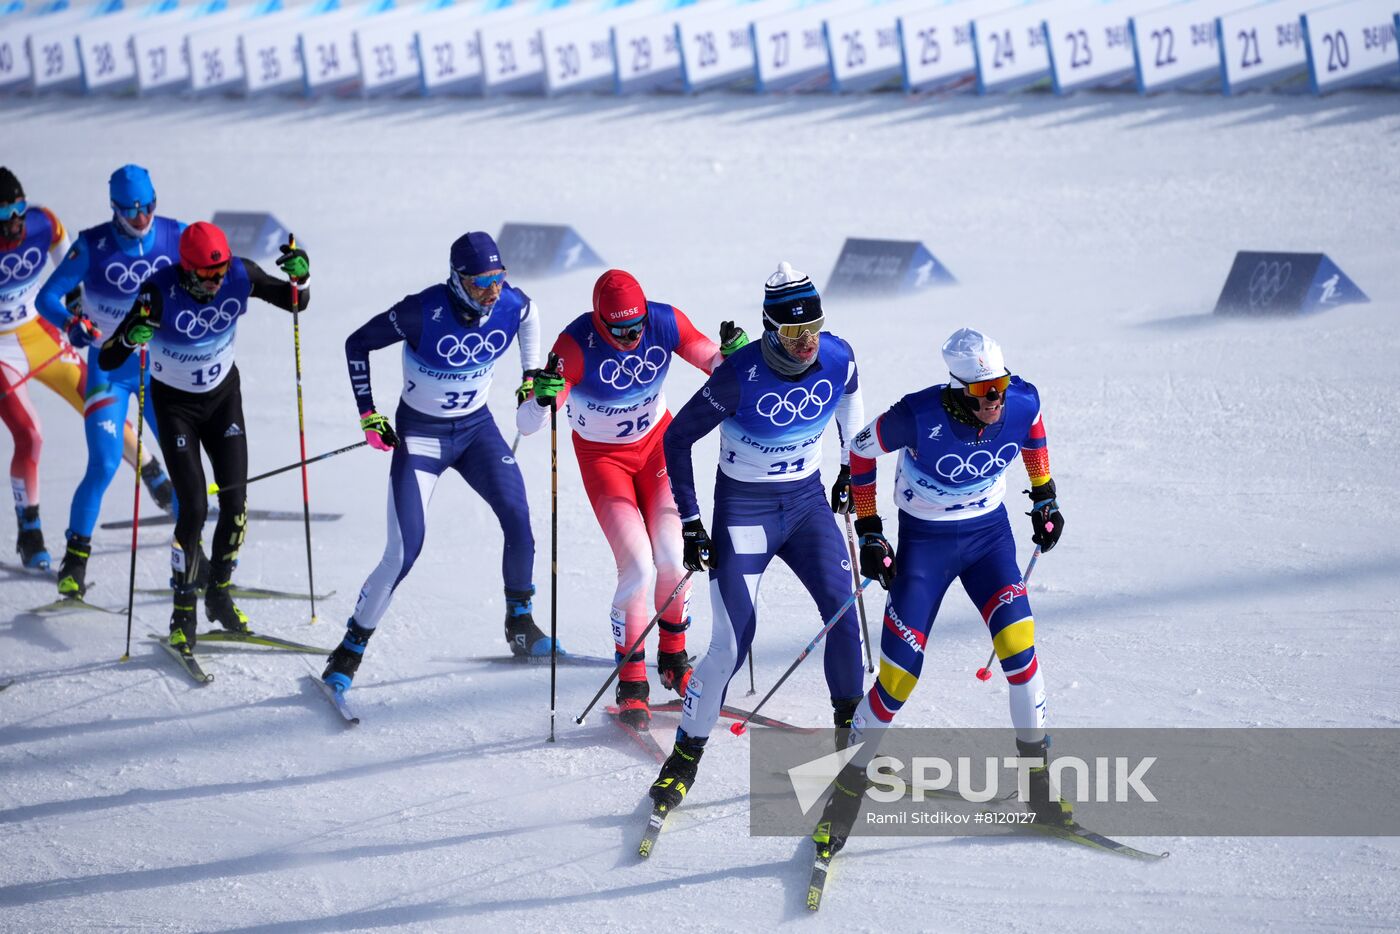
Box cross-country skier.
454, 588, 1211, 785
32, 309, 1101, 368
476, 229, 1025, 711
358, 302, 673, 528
98, 222, 310, 658
648, 262, 865, 812
516, 269, 749, 727
811, 327, 1071, 859
37, 165, 189, 596
0, 167, 170, 571
323, 231, 554, 693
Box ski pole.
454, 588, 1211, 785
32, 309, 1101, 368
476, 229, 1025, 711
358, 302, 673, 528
844, 511, 876, 674
575, 570, 694, 725
207, 440, 367, 495
747, 651, 756, 697
510, 430, 521, 456
975, 547, 1042, 682
0, 348, 67, 400
729, 578, 873, 736
548, 357, 559, 744
286, 234, 318, 625
120, 345, 148, 663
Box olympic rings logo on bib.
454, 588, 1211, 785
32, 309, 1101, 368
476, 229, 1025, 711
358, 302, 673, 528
599, 346, 667, 390
934, 442, 1020, 484
436, 330, 508, 366
0, 247, 43, 285
754, 379, 834, 427
174, 298, 241, 339
104, 256, 173, 294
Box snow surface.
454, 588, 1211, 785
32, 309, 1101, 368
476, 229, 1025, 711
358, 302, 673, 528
3, 90, 1399, 933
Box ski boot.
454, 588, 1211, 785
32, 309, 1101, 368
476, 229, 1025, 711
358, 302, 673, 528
656, 649, 692, 697
141, 458, 175, 513
323, 619, 373, 692
615, 678, 651, 729
193, 544, 211, 593
832, 695, 862, 751
15, 505, 50, 571
56, 531, 92, 597
1018, 737, 1074, 828
812, 762, 868, 860
169, 586, 199, 655
649, 733, 707, 811
504, 586, 563, 657
204, 559, 250, 634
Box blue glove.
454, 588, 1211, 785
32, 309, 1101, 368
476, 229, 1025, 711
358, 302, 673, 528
66, 315, 100, 349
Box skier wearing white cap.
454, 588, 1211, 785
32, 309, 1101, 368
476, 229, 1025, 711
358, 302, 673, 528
811, 326, 1070, 860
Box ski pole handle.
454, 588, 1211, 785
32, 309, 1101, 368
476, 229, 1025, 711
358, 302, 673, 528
208, 440, 367, 495
575, 570, 694, 725
975, 547, 1041, 682
729, 578, 873, 736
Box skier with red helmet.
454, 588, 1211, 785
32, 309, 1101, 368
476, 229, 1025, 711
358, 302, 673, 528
99, 221, 310, 660
516, 268, 749, 727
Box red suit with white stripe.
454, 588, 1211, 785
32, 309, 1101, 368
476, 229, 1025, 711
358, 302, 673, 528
517, 271, 723, 709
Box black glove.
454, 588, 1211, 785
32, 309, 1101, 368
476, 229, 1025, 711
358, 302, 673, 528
719, 320, 749, 357
1026, 480, 1064, 552
276, 240, 309, 284
854, 515, 896, 589
681, 518, 716, 572
830, 464, 852, 514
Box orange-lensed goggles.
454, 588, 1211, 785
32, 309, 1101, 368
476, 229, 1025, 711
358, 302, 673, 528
193, 262, 230, 281
954, 372, 1011, 397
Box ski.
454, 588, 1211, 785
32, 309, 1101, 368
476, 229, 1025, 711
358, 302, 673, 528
1026, 821, 1169, 861
0, 680, 14, 692
100, 508, 343, 530
309, 675, 360, 725
605, 705, 667, 764
28, 593, 122, 617
807, 845, 836, 911
197, 630, 334, 654
638, 804, 669, 859
479, 654, 616, 668
135, 585, 336, 601
150, 635, 214, 684
649, 698, 818, 734
0, 560, 56, 579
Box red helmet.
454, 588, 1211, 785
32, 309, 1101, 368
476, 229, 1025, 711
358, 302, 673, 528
179, 222, 230, 271
592, 269, 647, 329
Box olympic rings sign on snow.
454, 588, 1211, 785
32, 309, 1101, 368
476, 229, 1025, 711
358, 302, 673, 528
173, 298, 241, 340
599, 346, 667, 390
754, 379, 834, 427
0, 248, 44, 285
436, 330, 508, 366
934, 442, 1021, 485
104, 256, 173, 294
1247, 260, 1292, 309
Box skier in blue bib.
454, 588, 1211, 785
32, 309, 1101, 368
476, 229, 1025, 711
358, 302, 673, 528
648, 263, 866, 814
36, 165, 186, 597
325, 231, 558, 694
812, 327, 1072, 858
99, 221, 310, 658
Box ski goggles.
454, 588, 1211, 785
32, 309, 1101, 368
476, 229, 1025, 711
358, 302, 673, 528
606, 317, 646, 340
461, 270, 506, 289
953, 372, 1012, 397
112, 199, 156, 219
0, 200, 27, 221
192, 261, 230, 281
774, 318, 823, 340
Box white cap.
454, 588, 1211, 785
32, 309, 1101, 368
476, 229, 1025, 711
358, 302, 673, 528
765, 261, 806, 289
941, 328, 1007, 383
